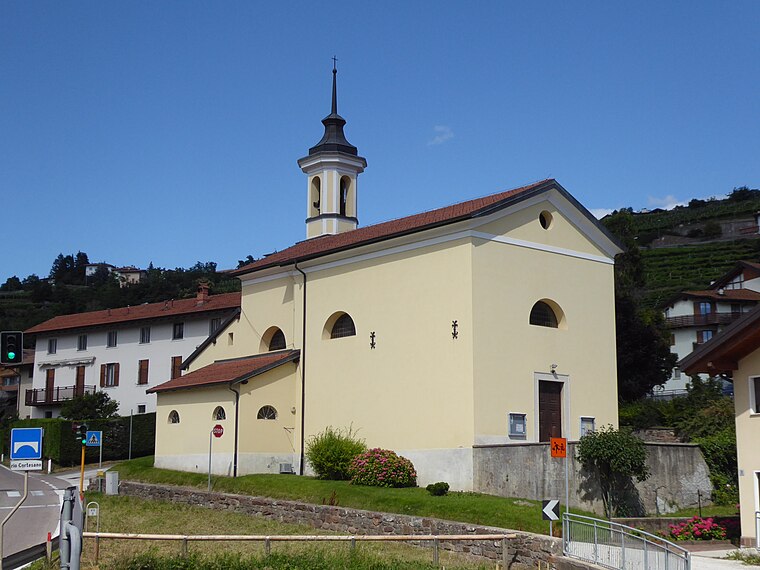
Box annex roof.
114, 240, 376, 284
147, 350, 300, 393
708, 260, 760, 290
680, 305, 760, 375
25, 292, 241, 336
233, 179, 621, 277
678, 289, 760, 302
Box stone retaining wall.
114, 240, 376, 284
114, 480, 566, 568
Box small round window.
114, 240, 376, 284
168, 410, 180, 424
213, 406, 226, 421
539, 211, 553, 230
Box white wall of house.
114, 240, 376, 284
30, 317, 218, 419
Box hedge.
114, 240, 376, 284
8, 413, 155, 466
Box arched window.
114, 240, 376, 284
269, 329, 286, 351
339, 176, 350, 216
330, 313, 356, 339
311, 176, 321, 215
212, 406, 226, 421
530, 301, 560, 328
257, 405, 278, 420
168, 410, 180, 424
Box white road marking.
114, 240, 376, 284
31, 490, 44, 496
6, 491, 20, 497
0, 503, 60, 510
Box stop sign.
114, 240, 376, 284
212, 424, 224, 438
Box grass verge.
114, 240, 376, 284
113, 456, 581, 535
32, 493, 492, 569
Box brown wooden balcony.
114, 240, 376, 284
665, 312, 741, 329
25, 385, 96, 406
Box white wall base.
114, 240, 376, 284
398, 447, 473, 491
155, 452, 298, 476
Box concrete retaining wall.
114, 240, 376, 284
474, 442, 712, 516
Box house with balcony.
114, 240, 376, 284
24, 284, 240, 418
662, 261, 760, 393
680, 304, 760, 547
0, 349, 35, 419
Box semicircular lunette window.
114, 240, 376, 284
529, 301, 560, 328
168, 410, 180, 424
269, 329, 286, 351
212, 406, 226, 421
330, 313, 356, 339
257, 405, 278, 420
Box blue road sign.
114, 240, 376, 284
10, 427, 43, 460
86, 431, 102, 447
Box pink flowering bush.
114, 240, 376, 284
348, 448, 417, 488
667, 516, 727, 541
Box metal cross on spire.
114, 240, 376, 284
332, 55, 338, 71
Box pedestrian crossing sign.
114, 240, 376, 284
86, 431, 102, 447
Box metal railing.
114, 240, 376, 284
665, 312, 740, 329
755, 511, 759, 548
563, 513, 690, 570
83, 532, 516, 566
25, 385, 96, 406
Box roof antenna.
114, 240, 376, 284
331, 56, 338, 115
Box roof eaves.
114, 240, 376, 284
230, 349, 301, 385
679, 305, 760, 373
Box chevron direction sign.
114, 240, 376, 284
10, 427, 44, 471
542, 499, 560, 521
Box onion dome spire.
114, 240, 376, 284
308, 58, 358, 156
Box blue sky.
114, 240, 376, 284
2, 1, 758, 284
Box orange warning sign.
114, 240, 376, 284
550, 437, 567, 458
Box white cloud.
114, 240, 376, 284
589, 208, 614, 219
428, 125, 453, 146
647, 194, 684, 210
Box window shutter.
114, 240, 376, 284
100, 364, 106, 388
171, 356, 182, 379
138, 360, 149, 385
114, 363, 120, 386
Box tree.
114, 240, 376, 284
60, 392, 119, 420
0, 276, 22, 292
602, 210, 677, 400
576, 425, 650, 518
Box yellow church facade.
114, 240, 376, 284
150, 69, 622, 490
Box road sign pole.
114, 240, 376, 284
79, 444, 86, 499
565, 451, 570, 519
99, 431, 103, 470
0, 469, 29, 570
208, 429, 213, 493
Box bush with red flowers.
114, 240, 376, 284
348, 448, 417, 488
667, 516, 727, 541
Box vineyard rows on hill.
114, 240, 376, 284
640, 239, 760, 308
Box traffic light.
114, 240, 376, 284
0, 331, 23, 365
78, 423, 88, 445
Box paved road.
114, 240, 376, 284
0, 465, 72, 560
691, 548, 752, 570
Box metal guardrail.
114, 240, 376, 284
563, 513, 690, 570
83, 532, 517, 566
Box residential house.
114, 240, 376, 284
148, 69, 623, 490
113, 266, 147, 287
681, 304, 760, 547
661, 260, 760, 393
0, 349, 35, 419
24, 285, 240, 418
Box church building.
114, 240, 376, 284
149, 67, 622, 490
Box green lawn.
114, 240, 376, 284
113, 456, 580, 535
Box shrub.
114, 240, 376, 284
349, 448, 417, 488
426, 482, 449, 496
667, 516, 727, 541
305, 426, 366, 480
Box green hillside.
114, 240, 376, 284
640, 240, 760, 308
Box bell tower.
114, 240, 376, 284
298, 61, 367, 239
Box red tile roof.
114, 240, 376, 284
147, 350, 300, 393
233, 179, 559, 276
681, 289, 760, 302
25, 292, 241, 336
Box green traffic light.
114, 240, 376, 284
6, 351, 15, 360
